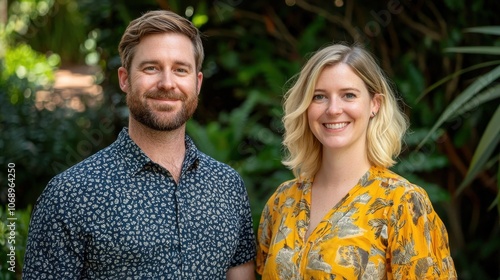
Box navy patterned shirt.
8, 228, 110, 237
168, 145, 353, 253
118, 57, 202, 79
23, 128, 256, 279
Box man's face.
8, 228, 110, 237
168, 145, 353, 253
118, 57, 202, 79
118, 33, 203, 131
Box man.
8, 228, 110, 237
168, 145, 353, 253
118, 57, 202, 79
23, 10, 256, 279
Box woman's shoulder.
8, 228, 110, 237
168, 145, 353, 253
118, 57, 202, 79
263, 177, 312, 207
275, 177, 312, 195
366, 167, 438, 222
367, 166, 428, 198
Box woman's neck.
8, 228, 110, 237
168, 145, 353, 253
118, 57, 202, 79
316, 146, 371, 188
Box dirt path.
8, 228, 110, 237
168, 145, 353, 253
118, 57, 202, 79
36, 65, 103, 111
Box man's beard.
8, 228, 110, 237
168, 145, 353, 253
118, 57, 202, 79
127, 89, 198, 131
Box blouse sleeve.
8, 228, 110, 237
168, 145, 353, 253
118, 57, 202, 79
386, 186, 457, 279
256, 196, 274, 275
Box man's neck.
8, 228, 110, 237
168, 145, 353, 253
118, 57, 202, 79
128, 119, 186, 183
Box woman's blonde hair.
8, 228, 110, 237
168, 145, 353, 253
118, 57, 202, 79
282, 43, 409, 179
118, 10, 204, 72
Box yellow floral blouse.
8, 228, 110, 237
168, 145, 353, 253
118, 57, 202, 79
257, 166, 457, 279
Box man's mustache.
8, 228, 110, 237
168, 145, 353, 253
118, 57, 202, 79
144, 90, 186, 101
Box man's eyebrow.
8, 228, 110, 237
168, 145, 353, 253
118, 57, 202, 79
136, 59, 194, 70
137, 60, 159, 68
174, 60, 194, 70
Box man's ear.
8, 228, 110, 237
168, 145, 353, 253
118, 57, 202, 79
196, 71, 203, 95
118, 67, 129, 92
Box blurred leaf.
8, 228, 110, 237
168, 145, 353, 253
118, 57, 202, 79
186, 120, 225, 160
465, 26, 500, 36
418, 64, 500, 149
228, 92, 258, 144
445, 46, 500, 55
416, 60, 500, 102
192, 1, 209, 28
394, 153, 448, 174
218, 50, 239, 69
192, 14, 208, 27
490, 161, 500, 213
450, 84, 500, 118
457, 105, 500, 194
297, 16, 328, 56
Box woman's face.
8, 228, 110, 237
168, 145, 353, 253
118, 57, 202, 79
307, 63, 380, 153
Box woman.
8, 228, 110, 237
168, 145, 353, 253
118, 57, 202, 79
256, 43, 457, 279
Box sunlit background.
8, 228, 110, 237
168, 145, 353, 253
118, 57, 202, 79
1, 0, 499, 279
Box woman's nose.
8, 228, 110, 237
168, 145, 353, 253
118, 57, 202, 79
325, 98, 342, 115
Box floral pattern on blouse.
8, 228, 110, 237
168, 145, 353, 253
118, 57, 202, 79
257, 166, 457, 280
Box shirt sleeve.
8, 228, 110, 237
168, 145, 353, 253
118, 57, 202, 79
22, 177, 85, 279
387, 186, 457, 279
229, 176, 257, 268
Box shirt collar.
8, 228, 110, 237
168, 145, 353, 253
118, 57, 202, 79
115, 127, 200, 175
182, 134, 200, 171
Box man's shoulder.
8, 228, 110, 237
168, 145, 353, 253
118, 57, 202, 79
194, 152, 244, 184
61, 143, 118, 175
197, 151, 238, 172
45, 143, 122, 191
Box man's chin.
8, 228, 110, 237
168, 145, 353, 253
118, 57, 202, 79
137, 114, 189, 132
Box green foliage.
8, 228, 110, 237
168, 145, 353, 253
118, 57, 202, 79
0, 77, 118, 208
6, 0, 88, 64
3, 0, 53, 39
0, 50, 117, 211
1, 1, 499, 279
1, 43, 59, 104
419, 26, 500, 206
0, 0, 119, 211
0, 206, 32, 278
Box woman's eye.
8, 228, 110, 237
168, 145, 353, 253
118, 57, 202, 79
313, 94, 325, 100
345, 93, 356, 99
